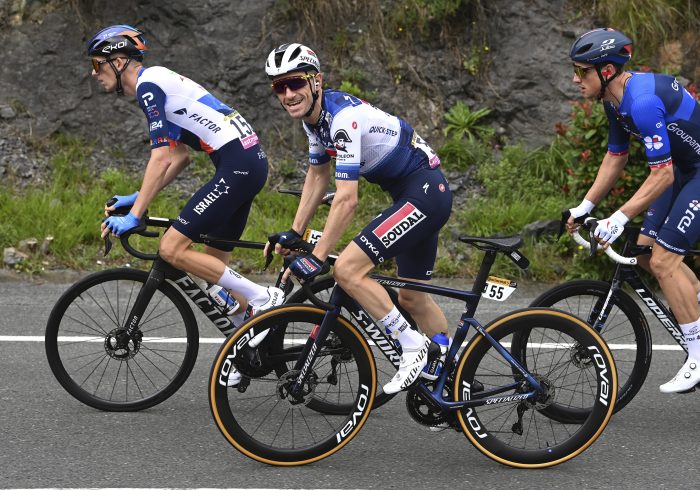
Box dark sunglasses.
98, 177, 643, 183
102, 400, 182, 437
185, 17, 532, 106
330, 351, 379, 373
271, 74, 316, 94
91, 57, 127, 72
91, 58, 109, 72
573, 64, 595, 79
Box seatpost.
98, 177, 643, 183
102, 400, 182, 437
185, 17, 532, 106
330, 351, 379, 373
466, 249, 498, 317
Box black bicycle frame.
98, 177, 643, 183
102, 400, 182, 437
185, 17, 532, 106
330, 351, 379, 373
586, 240, 686, 351
123, 257, 235, 338
289, 248, 542, 409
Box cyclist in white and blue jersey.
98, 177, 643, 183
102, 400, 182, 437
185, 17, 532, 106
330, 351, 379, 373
264, 43, 453, 394
88, 25, 283, 333
565, 28, 700, 393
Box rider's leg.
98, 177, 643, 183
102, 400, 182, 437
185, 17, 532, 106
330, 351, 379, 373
160, 227, 274, 307
652, 247, 700, 392
395, 280, 448, 339
636, 234, 700, 299
335, 242, 430, 394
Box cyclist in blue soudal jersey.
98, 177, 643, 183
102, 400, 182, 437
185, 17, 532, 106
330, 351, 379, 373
263, 43, 453, 394
565, 28, 700, 393
87, 25, 283, 336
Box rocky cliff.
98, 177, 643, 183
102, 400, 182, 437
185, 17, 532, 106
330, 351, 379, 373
0, 0, 601, 184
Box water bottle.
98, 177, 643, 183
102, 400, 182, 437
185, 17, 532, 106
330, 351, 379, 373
422, 332, 449, 380
207, 283, 240, 316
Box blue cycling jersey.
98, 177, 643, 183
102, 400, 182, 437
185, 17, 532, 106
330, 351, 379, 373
303, 90, 440, 185
606, 72, 700, 170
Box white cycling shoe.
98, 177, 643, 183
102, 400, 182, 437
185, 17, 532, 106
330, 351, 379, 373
659, 358, 700, 393
227, 287, 285, 388
383, 336, 431, 394
244, 286, 285, 320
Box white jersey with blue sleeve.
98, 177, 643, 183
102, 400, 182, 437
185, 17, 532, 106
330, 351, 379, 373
302, 90, 440, 185
135, 66, 259, 154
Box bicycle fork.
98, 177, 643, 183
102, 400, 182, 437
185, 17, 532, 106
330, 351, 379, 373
287, 289, 345, 402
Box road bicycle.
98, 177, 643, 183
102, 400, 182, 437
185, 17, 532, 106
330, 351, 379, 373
529, 216, 698, 416
45, 193, 404, 412
209, 234, 617, 468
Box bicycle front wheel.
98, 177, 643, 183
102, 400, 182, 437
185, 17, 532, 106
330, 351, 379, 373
210, 305, 376, 465
455, 308, 617, 468
527, 280, 651, 415
45, 268, 199, 411
286, 276, 401, 412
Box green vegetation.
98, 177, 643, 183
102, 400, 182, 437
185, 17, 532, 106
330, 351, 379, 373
581, 0, 700, 70
0, 95, 660, 281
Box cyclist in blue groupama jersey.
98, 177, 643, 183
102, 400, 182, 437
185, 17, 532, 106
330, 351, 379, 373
565, 28, 700, 393
88, 25, 283, 334
263, 43, 453, 394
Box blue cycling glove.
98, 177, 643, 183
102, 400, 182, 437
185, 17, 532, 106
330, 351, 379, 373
268, 229, 304, 249
103, 212, 141, 236
110, 191, 139, 209
290, 253, 328, 281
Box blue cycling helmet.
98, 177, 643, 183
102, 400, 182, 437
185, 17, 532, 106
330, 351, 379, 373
87, 24, 147, 61
570, 28, 633, 66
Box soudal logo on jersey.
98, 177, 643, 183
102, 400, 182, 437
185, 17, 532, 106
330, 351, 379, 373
372, 203, 426, 248
193, 178, 230, 215
333, 129, 352, 152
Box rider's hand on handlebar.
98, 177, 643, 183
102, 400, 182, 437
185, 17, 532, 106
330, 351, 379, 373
289, 253, 329, 281
562, 199, 595, 236
101, 212, 140, 238
104, 191, 139, 217
265, 229, 304, 257
593, 211, 629, 248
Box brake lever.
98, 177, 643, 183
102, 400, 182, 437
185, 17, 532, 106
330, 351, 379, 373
103, 235, 113, 257
263, 251, 274, 271
559, 210, 590, 238
583, 217, 599, 258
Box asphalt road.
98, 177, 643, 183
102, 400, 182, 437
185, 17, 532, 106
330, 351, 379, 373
1, 276, 699, 489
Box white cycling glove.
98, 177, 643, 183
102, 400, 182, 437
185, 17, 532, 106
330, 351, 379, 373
568, 199, 595, 219
594, 210, 629, 245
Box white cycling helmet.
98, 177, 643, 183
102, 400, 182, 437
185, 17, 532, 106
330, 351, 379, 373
265, 43, 320, 78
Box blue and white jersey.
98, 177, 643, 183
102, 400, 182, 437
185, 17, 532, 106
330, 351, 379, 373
135, 66, 259, 153
303, 90, 440, 184
606, 72, 700, 172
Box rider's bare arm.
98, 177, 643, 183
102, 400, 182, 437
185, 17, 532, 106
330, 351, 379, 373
584, 151, 629, 204
620, 164, 674, 219
291, 162, 331, 234
312, 179, 359, 260
130, 145, 177, 218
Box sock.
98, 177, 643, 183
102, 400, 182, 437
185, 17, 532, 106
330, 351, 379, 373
379, 307, 425, 350
681, 317, 700, 361
217, 267, 268, 303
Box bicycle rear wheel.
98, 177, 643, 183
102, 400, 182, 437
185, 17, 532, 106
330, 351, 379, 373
455, 309, 616, 468
45, 268, 199, 411
286, 276, 401, 412
526, 280, 651, 416
209, 305, 376, 465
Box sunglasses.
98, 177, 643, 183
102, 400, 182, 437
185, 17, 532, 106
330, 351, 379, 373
271, 74, 316, 94
91, 57, 127, 72
573, 64, 595, 79
91, 58, 109, 72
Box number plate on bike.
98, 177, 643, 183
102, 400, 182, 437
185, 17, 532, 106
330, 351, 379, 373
481, 276, 517, 301
303, 228, 323, 245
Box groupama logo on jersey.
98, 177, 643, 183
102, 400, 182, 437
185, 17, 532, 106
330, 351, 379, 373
644, 135, 664, 150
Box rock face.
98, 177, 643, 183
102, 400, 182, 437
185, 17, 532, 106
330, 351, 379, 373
0, 0, 592, 179
9, 1, 699, 190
